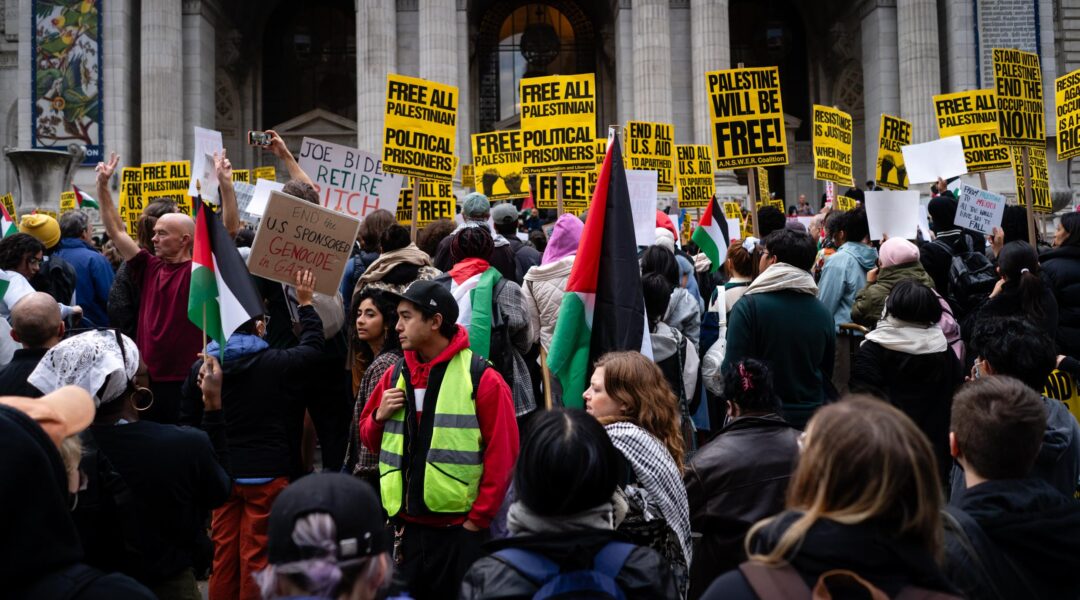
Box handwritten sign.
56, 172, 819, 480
933, 89, 1011, 173
625, 121, 675, 192
472, 131, 529, 200
876, 114, 911, 190
382, 74, 458, 181
706, 66, 788, 169
396, 180, 456, 227
520, 74, 597, 174
993, 48, 1045, 147
249, 191, 360, 296
1055, 68, 1080, 161
812, 105, 854, 186
298, 137, 404, 219
1012, 146, 1053, 213
955, 183, 1006, 235
675, 145, 714, 209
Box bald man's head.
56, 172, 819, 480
10, 292, 63, 349
152, 213, 196, 262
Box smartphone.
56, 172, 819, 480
248, 131, 271, 146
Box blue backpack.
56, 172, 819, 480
492, 541, 635, 599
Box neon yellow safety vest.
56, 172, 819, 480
378, 349, 484, 516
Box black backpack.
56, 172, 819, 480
934, 237, 996, 317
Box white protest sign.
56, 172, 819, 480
246, 178, 286, 217
918, 200, 931, 239
626, 169, 658, 247
726, 217, 742, 243
189, 127, 224, 199
248, 191, 361, 296
900, 136, 968, 184
955, 183, 1006, 235
864, 190, 920, 241
297, 137, 405, 219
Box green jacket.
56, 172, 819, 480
851, 262, 936, 329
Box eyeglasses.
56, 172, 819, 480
25, 257, 40, 267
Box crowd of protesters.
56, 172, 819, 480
3, 133, 1080, 600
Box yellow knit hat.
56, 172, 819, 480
20, 213, 61, 249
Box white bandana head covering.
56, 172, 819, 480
28, 330, 140, 406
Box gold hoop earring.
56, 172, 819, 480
133, 387, 155, 412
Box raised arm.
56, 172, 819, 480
265, 130, 314, 187
214, 150, 240, 239
95, 153, 141, 261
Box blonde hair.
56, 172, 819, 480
594, 352, 685, 470
746, 396, 944, 565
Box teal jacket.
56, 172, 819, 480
817, 242, 878, 329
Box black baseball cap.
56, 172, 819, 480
267, 473, 389, 564
386, 279, 459, 324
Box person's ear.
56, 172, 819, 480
57, 322, 65, 339
949, 432, 960, 459
981, 360, 996, 376
431, 313, 443, 332
726, 400, 738, 418
10, 329, 20, 343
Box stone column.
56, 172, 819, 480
103, 0, 137, 165
861, 2, 900, 181
614, 3, 634, 127
356, 1, 397, 153
632, 0, 673, 124
418, 0, 457, 87
182, 0, 215, 158
141, 0, 184, 162
944, 0, 977, 92
456, 2, 471, 166
897, 0, 940, 143
17, 0, 31, 146
690, 0, 730, 146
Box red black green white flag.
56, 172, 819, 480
71, 185, 100, 210
691, 195, 729, 272
187, 199, 263, 357
547, 137, 651, 408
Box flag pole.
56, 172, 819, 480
556, 172, 564, 216
540, 346, 553, 410
196, 179, 208, 353
410, 178, 420, 243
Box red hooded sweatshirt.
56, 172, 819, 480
359, 325, 518, 529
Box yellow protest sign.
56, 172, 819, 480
706, 66, 788, 169
396, 179, 456, 227
59, 191, 76, 213
461, 164, 474, 188
812, 105, 854, 187
534, 173, 590, 214
993, 48, 1045, 147
0, 193, 15, 220
876, 114, 911, 190
118, 167, 142, 237
933, 89, 1011, 173
383, 74, 458, 181
767, 199, 785, 213
231, 170, 251, 183
626, 121, 675, 192
835, 195, 857, 212
1011, 146, 1052, 213
675, 145, 715, 209
519, 74, 596, 174
1045, 370, 1080, 424
253, 166, 277, 182
756, 167, 770, 204
1055, 69, 1080, 161
723, 201, 742, 221
141, 161, 192, 215
472, 131, 529, 200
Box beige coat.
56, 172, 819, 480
522, 255, 574, 351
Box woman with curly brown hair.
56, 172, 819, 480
584, 351, 692, 596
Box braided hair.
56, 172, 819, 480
450, 225, 493, 263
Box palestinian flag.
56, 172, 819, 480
71, 185, 100, 210
0, 270, 35, 312
691, 195, 729, 273
0, 203, 17, 238
187, 199, 263, 358
444, 256, 501, 360
547, 137, 650, 409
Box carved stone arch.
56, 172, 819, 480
832, 61, 863, 121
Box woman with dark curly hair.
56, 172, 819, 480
0, 233, 78, 320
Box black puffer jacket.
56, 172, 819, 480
460, 530, 677, 599
684, 415, 800, 599
1041, 244, 1080, 355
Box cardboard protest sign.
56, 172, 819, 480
298, 137, 405, 219
253, 166, 277, 182
461, 164, 474, 188
864, 190, 919, 241
1011, 146, 1053, 213
118, 168, 142, 237
625, 121, 675, 192
59, 191, 76, 214
246, 178, 286, 217
0, 193, 15, 220
383, 74, 458, 181
519, 74, 597, 174
706, 67, 788, 169
955, 183, 1006, 235
142, 161, 192, 214
231, 170, 251, 183
933, 89, 1011, 173
626, 170, 658, 247
189, 127, 225, 200
396, 179, 456, 227
901, 136, 968, 183
248, 191, 360, 296
534, 173, 590, 214
1055, 68, 1080, 161
472, 131, 529, 200
834, 195, 857, 212
756, 167, 770, 204
993, 48, 1045, 147
812, 105, 854, 187
875, 114, 911, 190
675, 145, 715, 209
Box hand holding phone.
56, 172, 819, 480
248, 130, 272, 146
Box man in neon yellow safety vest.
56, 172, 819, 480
358, 280, 519, 599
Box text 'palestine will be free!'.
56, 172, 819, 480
706, 66, 789, 170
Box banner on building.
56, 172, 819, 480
993, 48, 1044, 147
1055, 69, 1080, 161
298, 137, 404, 219
875, 114, 911, 190
675, 145, 715, 209
933, 89, 1011, 173
626, 121, 676, 192
706, 66, 788, 169
118, 167, 142, 237
1011, 146, 1052, 213
534, 173, 590, 214
812, 105, 854, 187
396, 179, 456, 227
142, 161, 192, 215
383, 74, 458, 181
519, 74, 597, 174
472, 131, 529, 200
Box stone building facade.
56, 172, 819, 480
1, 0, 1078, 208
